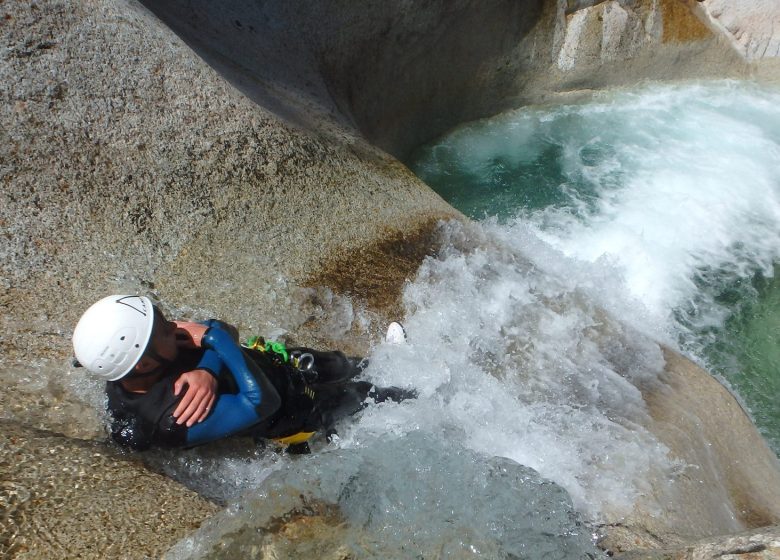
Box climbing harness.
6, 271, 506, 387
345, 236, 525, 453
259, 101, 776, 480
245, 335, 288, 362
245, 336, 316, 377
289, 350, 315, 372
244, 335, 320, 450
273, 431, 316, 445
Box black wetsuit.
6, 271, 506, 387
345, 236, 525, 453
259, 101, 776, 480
106, 321, 412, 451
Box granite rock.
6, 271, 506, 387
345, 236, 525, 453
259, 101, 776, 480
0, 420, 219, 559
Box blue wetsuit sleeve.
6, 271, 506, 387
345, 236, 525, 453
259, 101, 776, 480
184, 325, 281, 447
196, 348, 223, 378
200, 319, 239, 342
185, 393, 269, 445
194, 320, 235, 378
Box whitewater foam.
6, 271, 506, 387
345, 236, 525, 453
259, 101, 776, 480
415, 81, 780, 343
347, 220, 673, 521
399, 80, 780, 519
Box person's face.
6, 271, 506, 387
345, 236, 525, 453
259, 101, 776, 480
132, 307, 179, 374
149, 307, 179, 360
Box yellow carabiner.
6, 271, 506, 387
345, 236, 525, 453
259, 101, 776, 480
245, 335, 265, 350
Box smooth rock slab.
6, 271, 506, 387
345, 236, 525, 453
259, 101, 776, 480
598, 348, 780, 554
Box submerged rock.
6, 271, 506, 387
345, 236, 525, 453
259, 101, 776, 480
165, 434, 601, 559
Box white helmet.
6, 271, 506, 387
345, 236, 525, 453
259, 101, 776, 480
73, 295, 155, 381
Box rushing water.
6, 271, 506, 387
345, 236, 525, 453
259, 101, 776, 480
161, 81, 780, 558
411, 80, 780, 455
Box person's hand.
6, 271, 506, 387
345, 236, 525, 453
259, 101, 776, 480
174, 321, 209, 349
173, 369, 217, 426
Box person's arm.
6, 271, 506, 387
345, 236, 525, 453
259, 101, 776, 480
175, 319, 240, 348
174, 321, 209, 348
184, 392, 271, 445
201, 319, 239, 343
182, 324, 282, 447
172, 370, 218, 427
169, 320, 236, 426
169, 347, 223, 426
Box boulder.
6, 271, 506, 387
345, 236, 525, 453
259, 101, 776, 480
138, 0, 764, 161
1, 0, 457, 555
0, 0, 460, 375
694, 0, 780, 61
540, 0, 749, 96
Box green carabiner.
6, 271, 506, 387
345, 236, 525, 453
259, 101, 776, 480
265, 341, 289, 363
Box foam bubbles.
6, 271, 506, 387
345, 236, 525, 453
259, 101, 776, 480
414, 81, 780, 337
400, 80, 780, 520
351, 221, 673, 521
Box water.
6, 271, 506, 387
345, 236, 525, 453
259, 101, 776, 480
163, 80, 780, 557
168, 434, 599, 559
701, 267, 780, 451
411, 80, 780, 454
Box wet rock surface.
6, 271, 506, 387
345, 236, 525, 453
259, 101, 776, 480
597, 348, 780, 555
0, 420, 219, 559
612, 524, 780, 559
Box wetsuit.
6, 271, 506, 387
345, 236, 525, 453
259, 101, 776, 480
106, 320, 412, 451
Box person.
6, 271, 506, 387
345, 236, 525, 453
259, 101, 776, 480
72, 294, 412, 453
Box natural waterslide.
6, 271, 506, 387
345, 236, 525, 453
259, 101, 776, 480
411, 80, 780, 548
3, 0, 780, 557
